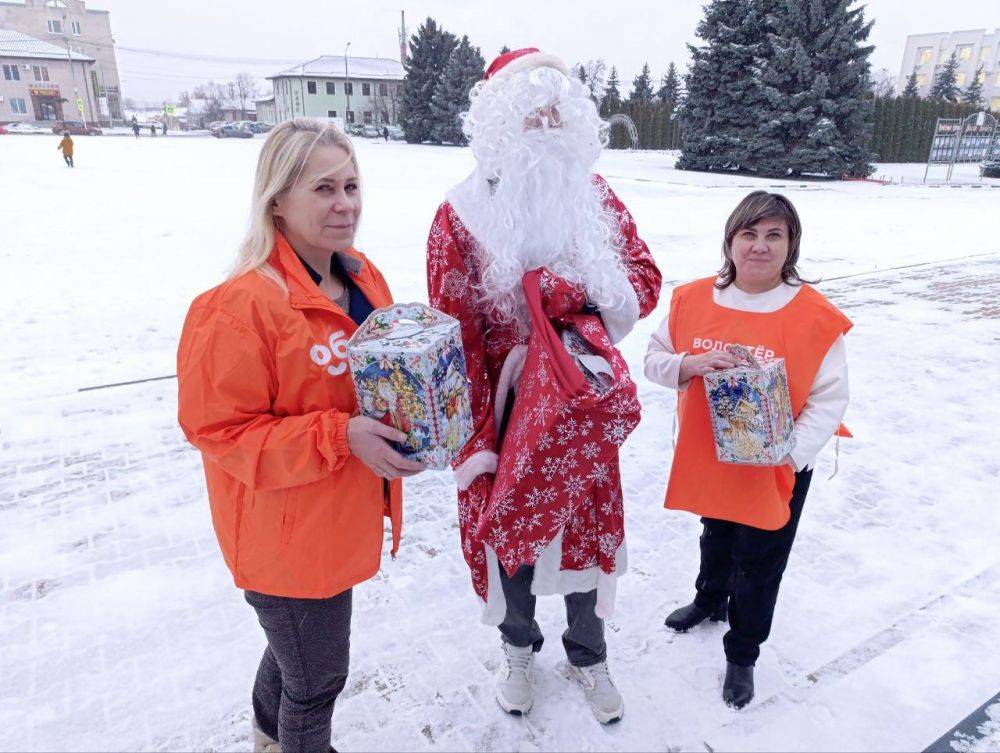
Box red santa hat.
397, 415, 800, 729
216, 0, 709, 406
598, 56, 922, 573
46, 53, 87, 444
484, 47, 570, 81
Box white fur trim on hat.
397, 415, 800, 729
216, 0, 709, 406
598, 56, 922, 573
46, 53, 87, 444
491, 51, 569, 81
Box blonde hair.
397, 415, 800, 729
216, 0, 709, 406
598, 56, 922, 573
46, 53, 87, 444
231, 117, 360, 291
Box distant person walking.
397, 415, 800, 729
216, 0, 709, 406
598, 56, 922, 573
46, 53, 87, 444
131, 117, 140, 139
57, 131, 74, 167
149, 123, 156, 137
382, 125, 388, 142
162, 121, 167, 136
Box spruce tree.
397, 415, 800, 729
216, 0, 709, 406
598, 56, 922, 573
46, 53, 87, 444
902, 70, 920, 98
752, 0, 876, 177
629, 62, 654, 103
962, 66, 984, 106
929, 53, 960, 103
498, 45, 511, 55
657, 62, 682, 108
678, 0, 772, 172
430, 36, 485, 145
601, 66, 622, 115
401, 17, 457, 143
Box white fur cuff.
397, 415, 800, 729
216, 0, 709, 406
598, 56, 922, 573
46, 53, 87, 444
453, 450, 499, 491
601, 285, 641, 344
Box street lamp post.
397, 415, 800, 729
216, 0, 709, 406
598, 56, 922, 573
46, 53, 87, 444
344, 42, 351, 128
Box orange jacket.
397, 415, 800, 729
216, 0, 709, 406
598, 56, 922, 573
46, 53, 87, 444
177, 232, 402, 598
58, 136, 73, 156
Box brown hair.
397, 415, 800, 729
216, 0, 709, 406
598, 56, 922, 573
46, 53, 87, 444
716, 191, 813, 289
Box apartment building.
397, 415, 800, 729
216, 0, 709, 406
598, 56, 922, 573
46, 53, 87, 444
0, 0, 122, 121
897, 29, 1000, 111
0, 29, 98, 123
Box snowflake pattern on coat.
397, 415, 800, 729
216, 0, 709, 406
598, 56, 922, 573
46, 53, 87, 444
425, 174, 662, 602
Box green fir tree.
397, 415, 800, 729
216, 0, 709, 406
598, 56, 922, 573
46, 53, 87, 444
751, 0, 876, 177
902, 70, 920, 97
929, 53, 961, 103
400, 17, 457, 143
430, 36, 486, 144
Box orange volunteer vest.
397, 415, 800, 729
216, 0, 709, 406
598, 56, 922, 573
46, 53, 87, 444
664, 277, 852, 530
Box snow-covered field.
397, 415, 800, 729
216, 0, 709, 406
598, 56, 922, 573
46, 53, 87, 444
1, 133, 998, 752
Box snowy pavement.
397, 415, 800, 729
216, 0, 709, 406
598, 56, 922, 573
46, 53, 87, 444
1, 135, 999, 752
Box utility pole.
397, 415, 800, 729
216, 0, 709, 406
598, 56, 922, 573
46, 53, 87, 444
344, 41, 352, 127
61, 13, 86, 126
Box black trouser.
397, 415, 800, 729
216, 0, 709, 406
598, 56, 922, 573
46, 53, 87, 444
63, 155, 73, 167
245, 589, 352, 753
692, 469, 812, 667
498, 563, 607, 668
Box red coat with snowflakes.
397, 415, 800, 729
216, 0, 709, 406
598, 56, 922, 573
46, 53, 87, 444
426, 175, 662, 603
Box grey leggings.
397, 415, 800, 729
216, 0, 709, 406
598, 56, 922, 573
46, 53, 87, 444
245, 588, 351, 753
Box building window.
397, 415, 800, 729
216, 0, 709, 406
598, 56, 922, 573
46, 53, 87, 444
32, 65, 50, 82
326, 81, 335, 95
993, 97, 1000, 112
327, 110, 337, 118
396, 84, 403, 95
363, 110, 373, 124
916, 74, 927, 88
2, 64, 20, 81
72, 20, 82, 35
346, 110, 355, 124
956, 45, 973, 62
977, 69, 986, 84
307, 81, 317, 94
917, 47, 933, 66
378, 83, 388, 96
362, 82, 371, 96
344, 82, 353, 96
10, 97, 28, 115
46, 19, 63, 34
956, 72, 966, 86
981, 47, 993, 63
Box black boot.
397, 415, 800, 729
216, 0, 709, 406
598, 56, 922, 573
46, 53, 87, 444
722, 662, 754, 709
664, 599, 728, 632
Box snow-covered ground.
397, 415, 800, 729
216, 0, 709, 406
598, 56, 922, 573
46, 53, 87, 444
1, 134, 998, 752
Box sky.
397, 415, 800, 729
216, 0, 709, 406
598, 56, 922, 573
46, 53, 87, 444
83, 0, 999, 104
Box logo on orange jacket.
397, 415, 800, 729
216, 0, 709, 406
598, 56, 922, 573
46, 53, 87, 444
310, 330, 349, 376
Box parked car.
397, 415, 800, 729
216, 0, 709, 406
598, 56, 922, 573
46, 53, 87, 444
345, 123, 365, 136
983, 160, 1000, 179
385, 125, 405, 141
248, 122, 272, 134
52, 120, 102, 136
213, 124, 253, 139
207, 121, 225, 136
360, 124, 381, 138
0, 124, 8, 135
7, 122, 51, 134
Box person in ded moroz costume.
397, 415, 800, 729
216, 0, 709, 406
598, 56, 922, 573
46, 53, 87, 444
426, 48, 662, 723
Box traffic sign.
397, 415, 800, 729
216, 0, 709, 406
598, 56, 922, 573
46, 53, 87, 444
75, 98, 84, 113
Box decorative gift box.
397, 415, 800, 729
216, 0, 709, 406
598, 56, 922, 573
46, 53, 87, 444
347, 303, 473, 470
702, 344, 795, 466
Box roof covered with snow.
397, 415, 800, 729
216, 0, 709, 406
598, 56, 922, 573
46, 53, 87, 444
270, 55, 405, 81
0, 29, 95, 61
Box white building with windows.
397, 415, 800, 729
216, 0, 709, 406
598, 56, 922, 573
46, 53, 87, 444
265, 55, 405, 127
0, 0, 122, 122
0, 28, 98, 123
897, 28, 1000, 111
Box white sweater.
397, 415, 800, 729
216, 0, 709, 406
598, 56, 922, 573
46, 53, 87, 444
643, 281, 849, 472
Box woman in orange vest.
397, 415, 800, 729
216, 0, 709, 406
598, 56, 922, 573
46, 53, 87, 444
644, 191, 850, 710
177, 118, 423, 753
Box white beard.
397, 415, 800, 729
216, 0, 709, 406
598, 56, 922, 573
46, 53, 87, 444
447, 70, 633, 332
448, 131, 631, 331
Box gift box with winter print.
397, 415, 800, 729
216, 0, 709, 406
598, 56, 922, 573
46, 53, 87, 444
347, 303, 473, 470
702, 344, 795, 466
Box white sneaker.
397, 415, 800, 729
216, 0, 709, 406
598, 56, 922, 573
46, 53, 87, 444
496, 642, 535, 715
563, 660, 625, 724
251, 716, 281, 753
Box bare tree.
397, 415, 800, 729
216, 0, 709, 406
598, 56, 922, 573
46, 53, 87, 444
869, 67, 896, 98
570, 59, 607, 103
232, 72, 261, 119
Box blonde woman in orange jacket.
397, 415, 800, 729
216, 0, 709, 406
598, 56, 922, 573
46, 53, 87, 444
177, 118, 423, 753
